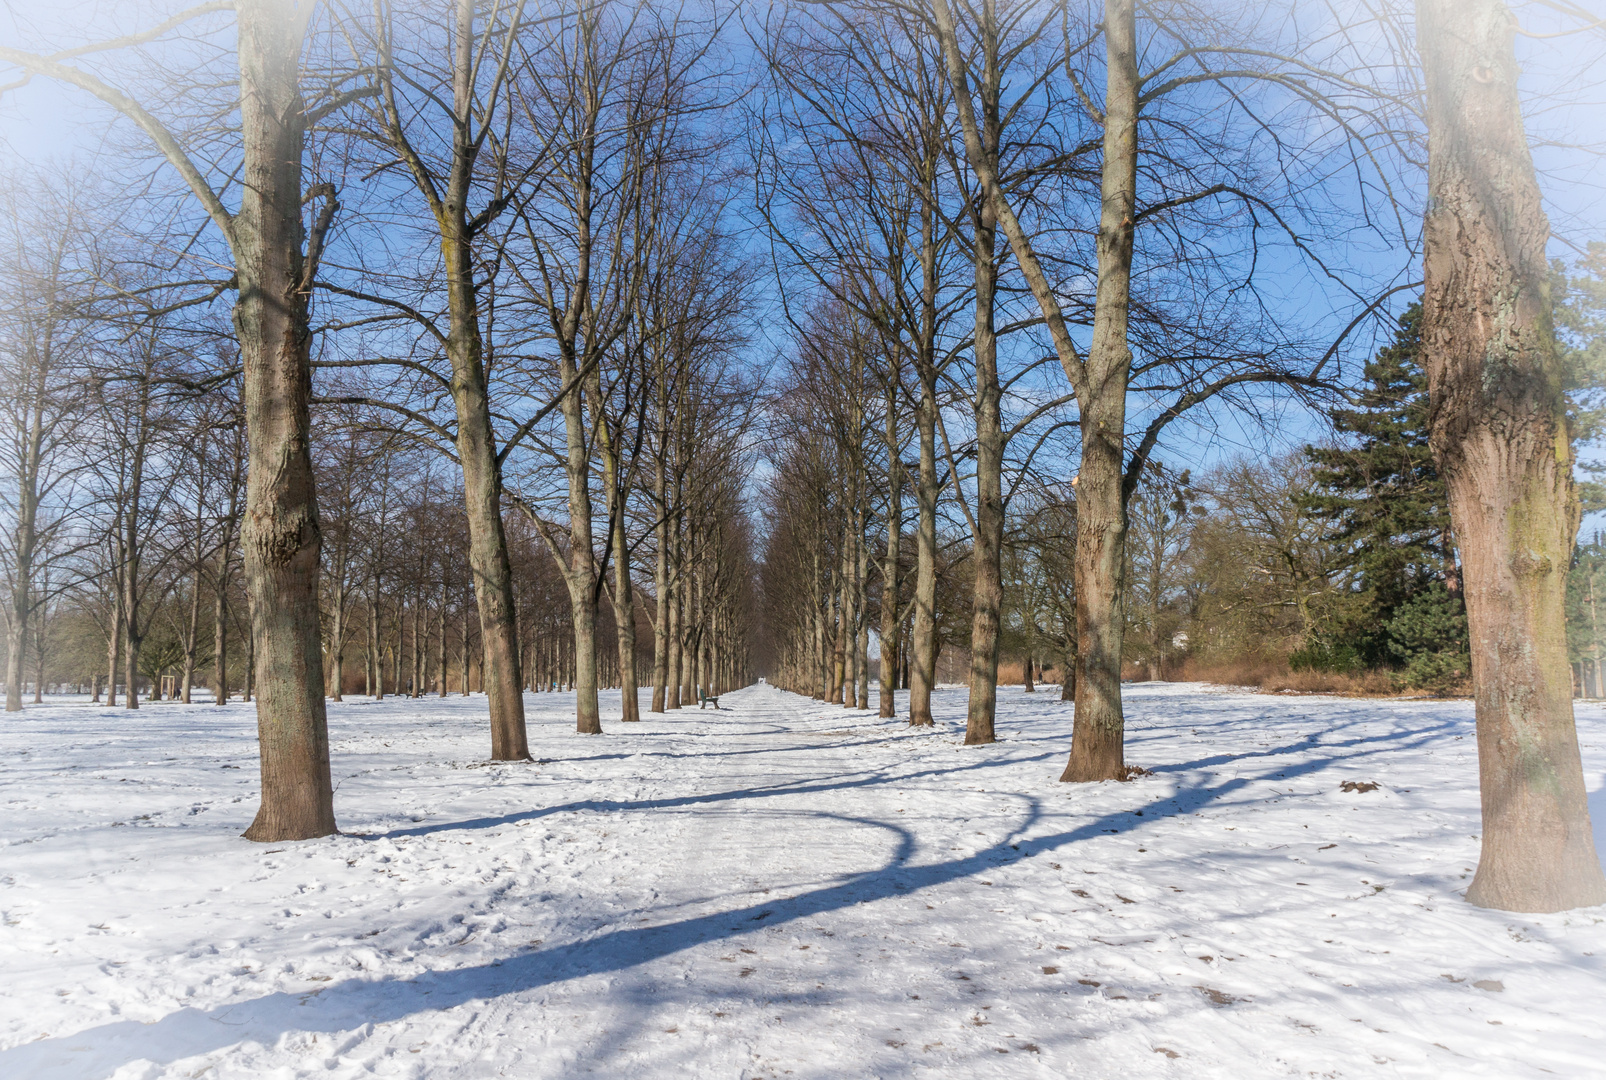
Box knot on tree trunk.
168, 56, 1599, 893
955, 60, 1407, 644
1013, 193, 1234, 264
254, 516, 315, 569
1509, 548, 1553, 578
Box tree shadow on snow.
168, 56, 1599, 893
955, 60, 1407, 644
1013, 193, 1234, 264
3, 735, 1401, 1078
367, 743, 1063, 839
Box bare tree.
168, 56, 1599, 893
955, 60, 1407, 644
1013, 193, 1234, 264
0, 0, 362, 839
326, 0, 540, 759
0, 174, 92, 711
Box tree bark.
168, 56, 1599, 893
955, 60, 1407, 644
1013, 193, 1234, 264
1061, 0, 1138, 781
908, 303, 940, 726
105, 562, 122, 708
0, 0, 337, 836
611, 496, 641, 722
213, 555, 228, 704
879, 366, 902, 718
966, 165, 1003, 747
438, 591, 448, 697
236, 0, 335, 840
650, 402, 672, 712
1417, 0, 1606, 911
328, 530, 347, 701
666, 547, 682, 709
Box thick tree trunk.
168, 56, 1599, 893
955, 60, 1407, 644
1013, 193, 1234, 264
1062, 0, 1138, 782
546, 357, 602, 734
237, 0, 335, 841
1417, 0, 1606, 911
570, 586, 600, 731
451, 356, 528, 754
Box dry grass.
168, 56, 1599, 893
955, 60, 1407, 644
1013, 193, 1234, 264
999, 656, 1464, 699
996, 660, 1069, 688
1177, 657, 1285, 689
1178, 657, 1451, 698
1258, 668, 1401, 697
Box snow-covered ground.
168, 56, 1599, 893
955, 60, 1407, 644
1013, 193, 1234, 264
2, 682, 1604, 1080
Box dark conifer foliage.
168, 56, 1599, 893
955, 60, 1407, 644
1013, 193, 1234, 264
1302, 305, 1460, 669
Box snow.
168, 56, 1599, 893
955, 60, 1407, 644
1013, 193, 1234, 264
2, 682, 1604, 1079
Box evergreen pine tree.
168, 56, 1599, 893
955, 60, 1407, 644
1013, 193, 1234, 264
1302, 304, 1466, 676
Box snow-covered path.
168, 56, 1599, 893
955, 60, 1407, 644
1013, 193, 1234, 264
2, 682, 1604, 1079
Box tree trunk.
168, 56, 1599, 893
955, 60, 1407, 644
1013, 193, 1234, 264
553, 359, 602, 733
1417, 0, 1606, 911
451, 353, 527, 751
0, 0, 335, 834
680, 545, 696, 706
369, 586, 384, 699
966, 185, 1003, 746
181, 560, 201, 703
122, 513, 141, 710
612, 506, 641, 722
908, 361, 939, 725
438, 594, 449, 697
4, 467, 35, 711
213, 560, 228, 704
856, 517, 871, 711
180, 433, 206, 705
4, 586, 26, 712
1062, 0, 1138, 782
666, 557, 682, 709
1061, 635, 1076, 701
841, 515, 856, 709
234, 0, 335, 840
879, 450, 901, 718
651, 451, 671, 712
830, 545, 846, 704
328, 541, 345, 701
105, 562, 121, 703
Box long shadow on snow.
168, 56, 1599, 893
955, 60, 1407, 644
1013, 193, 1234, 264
2, 737, 1418, 1076
369, 717, 1452, 840
372, 746, 1064, 838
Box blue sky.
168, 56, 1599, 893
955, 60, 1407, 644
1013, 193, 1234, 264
3, 0, 1604, 503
